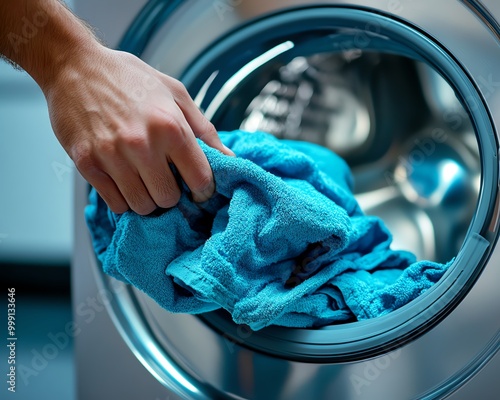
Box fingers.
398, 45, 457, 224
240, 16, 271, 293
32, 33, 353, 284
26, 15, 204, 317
74, 71, 234, 214
77, 116, 215, 214
75, 159, 129, 214
136, 158, 181, 209
76, 142, 158, 215
150, 105, 216, 203
169, 138, 215, 203
162, 75, 235, 157
81, 153, 178, 215
105, 165, 157, 216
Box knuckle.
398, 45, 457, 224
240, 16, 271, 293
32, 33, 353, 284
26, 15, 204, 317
192, 172, 213, 193
108, 200, 129, 214
157, 113, 182, 133
121, 132, 147, 149
149, 171, 181, 208
97, 187, 129, 214
149, 110, 183, 134
134, 204, 156, 216
157, 190, 181, 208
129, 196, 156, 215
164, 124, 189, 152
167, 77, 189, 98
71, 143, 96, 173
123, 186, 156, 216
96, 137, 118, 156
117, 132, 151, 162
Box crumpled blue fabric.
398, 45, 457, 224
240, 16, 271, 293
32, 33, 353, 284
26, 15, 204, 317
85, 130, 451, 330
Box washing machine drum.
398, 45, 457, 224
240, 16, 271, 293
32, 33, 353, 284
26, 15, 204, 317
95, 1, 500, 399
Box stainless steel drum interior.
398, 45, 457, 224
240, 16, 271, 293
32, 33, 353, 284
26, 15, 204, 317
226, 51, 480, 263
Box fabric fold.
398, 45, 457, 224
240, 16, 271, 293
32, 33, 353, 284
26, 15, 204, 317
85, 130, 451, 330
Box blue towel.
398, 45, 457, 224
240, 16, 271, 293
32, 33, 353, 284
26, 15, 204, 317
85, 130, 451, 330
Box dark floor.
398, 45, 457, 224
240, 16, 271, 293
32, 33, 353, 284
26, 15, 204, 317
1, 265, 75, 400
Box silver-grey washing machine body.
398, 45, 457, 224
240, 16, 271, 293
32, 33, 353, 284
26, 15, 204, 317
73, 1, 500, 399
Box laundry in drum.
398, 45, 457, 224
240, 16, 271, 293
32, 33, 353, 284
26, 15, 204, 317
85, 130, 452, 331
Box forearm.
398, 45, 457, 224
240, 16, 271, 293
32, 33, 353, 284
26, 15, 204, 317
0, 0, 99, 90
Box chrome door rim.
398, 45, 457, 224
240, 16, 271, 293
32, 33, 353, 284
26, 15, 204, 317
87, 1, 500, 399
146, 4, 499, 361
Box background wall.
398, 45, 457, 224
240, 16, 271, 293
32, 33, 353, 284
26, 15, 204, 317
0, 1, 76, 267
0, 1, 147, 399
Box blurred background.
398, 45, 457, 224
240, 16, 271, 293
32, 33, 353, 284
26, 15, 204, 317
0, 1, 145, 398
0, 0, 74, 396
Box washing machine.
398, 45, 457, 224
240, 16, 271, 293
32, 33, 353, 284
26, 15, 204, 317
73, 1, 500, 399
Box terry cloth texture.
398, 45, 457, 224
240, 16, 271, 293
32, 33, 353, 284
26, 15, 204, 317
85, 130, 451, 330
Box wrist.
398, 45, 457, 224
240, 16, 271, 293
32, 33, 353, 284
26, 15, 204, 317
32, 5, 104, 93
37, 33, 104, 95
0, 0, 104, 92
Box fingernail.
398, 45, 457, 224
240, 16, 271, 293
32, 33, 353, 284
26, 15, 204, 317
193, 180, 215, 202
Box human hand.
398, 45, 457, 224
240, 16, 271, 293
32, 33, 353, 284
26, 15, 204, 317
43, 45, 234, 215
0, 0, 233, 215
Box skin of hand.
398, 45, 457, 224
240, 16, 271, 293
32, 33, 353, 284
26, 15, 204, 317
0, 0, 234, 215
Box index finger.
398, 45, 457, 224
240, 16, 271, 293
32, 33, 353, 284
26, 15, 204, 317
162, 75, 235, 157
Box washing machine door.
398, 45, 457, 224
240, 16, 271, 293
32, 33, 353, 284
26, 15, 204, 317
90, 1, 500, 399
